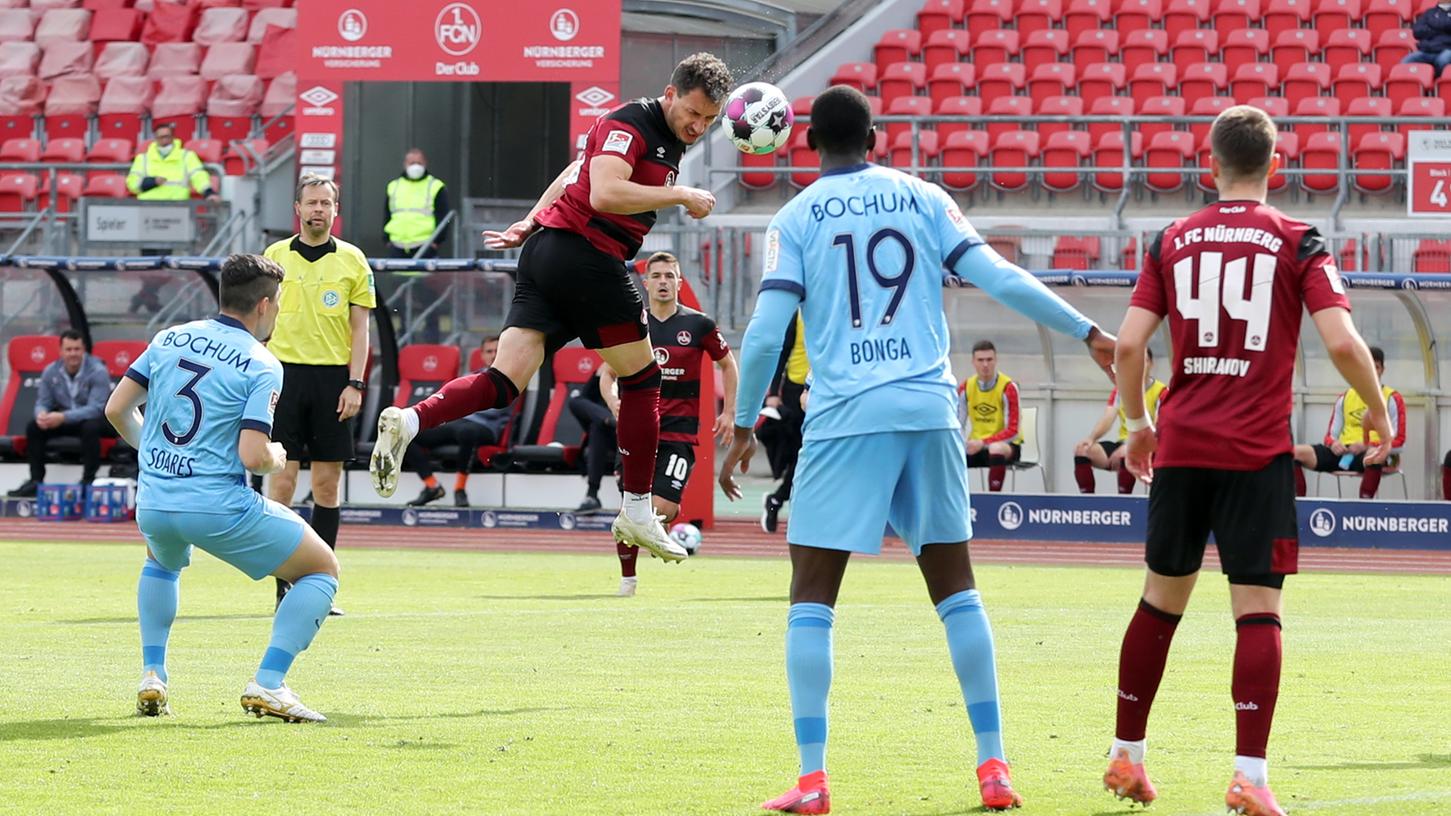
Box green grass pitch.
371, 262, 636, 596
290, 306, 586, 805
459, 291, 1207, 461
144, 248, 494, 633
3, 540, 1449, 815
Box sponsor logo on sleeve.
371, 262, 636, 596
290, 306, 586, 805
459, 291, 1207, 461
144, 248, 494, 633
764, 229, 780, 274
601, 130, 634, 155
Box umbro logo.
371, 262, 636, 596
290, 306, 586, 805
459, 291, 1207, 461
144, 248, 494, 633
300, 86, 339, 107
656, 146, 666, 158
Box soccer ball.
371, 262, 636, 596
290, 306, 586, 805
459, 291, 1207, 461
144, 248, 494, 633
722, 82, 793, 155
670, 522, 702, 556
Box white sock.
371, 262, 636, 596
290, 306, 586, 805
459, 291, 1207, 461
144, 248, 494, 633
1110, 739, 1146, 766
401, 407, 419, 438
622, 492, 654, 523
1234, 756, 1268, 787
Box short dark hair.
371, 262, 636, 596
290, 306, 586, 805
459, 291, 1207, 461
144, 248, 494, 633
481, 334, 500, 346
59, 329, 84, 344
1369, 345, 1384, 366
670, 53, 733, 103
810, 85, 874, 156
295, 173, 339, 203
646, 251, 680, 273
219, 253, 285, 313
972, 340, 996, 354
1210, 105, 1277, 183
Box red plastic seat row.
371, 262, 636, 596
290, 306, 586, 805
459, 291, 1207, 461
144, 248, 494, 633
912, 0, 1426, 37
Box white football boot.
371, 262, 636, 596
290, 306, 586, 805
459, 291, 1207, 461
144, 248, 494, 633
240, 680, 326, 723
611, 504, 687, 563
617, 576, 638, 597
369, 406, 416, 498
136, 671, 170, 717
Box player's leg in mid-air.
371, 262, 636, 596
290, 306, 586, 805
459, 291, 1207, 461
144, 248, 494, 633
617, 441, 695, 596
134, 500, 340, 722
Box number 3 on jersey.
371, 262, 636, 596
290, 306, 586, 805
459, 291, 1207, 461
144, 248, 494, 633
1174, 252, 1276, 352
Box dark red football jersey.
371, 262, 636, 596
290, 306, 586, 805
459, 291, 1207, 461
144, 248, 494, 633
1130, 201, 1351, 470
650, 306, 729, 443
534, 98, 684, 261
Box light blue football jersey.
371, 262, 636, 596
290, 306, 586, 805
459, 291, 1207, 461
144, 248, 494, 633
760, 163, 983, 441
124, 315, 283, 513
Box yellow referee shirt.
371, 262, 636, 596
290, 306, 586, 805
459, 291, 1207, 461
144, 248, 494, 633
264, 236, 376, 366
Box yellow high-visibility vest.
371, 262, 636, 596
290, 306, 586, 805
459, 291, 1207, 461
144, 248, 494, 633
384, 175, 444, 249
125, 141, 209, 200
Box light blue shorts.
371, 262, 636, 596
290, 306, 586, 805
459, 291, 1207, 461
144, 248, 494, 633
787, 428, 972, 556
137, 496, 307, 580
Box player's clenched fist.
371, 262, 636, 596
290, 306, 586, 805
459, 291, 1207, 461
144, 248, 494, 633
677, 186, 715, 220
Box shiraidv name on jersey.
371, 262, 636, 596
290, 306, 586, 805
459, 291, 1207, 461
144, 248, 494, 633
158, 331, 253, 371
146, 447, 195, 477
1183, 356, 1251, 376
850, 337, 912, 365
810, 192, 921, 223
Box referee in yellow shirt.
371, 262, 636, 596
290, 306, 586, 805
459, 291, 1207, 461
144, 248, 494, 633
264, 174, 375, 612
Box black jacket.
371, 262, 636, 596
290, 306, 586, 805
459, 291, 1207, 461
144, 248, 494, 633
1412, 3, 1451, 54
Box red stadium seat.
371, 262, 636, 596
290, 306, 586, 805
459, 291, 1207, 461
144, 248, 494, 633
1115, 0, 1164, 33
1246, 96, 1290, 118
200, 42, 255, 80
247, 7, 296, 42
1016, 0, 1063, 34
140, 1, 195, 44
1072, 29, 1118, 66
1087, 95, 1134, 143
1022, 29, 1069, 72
1267, 131, 1300, 192
148, 43, 201, 78
35, 9, 91, 44
1139, 96, 1185, 143
1064, 0, 1112, 38
194, 6, 247, 44
1053, 235, 1102, 268
1129, 63, 1176, 109
1312, 0, 1360, 30
1375, 28, 1415, 72
990, 130, 1040, 192
939, 129, 988, 191
40, 137, 84, 163
393, 345, 463, 410
1093, 131, 1144, 192
1364, 0, 1413, 39
1180, 62, 1227, 101
92, 340, 148, 380
1272, 29, 1319, 75
874, 29, 922, 67
1, 336, 60, 451
1121, 29, 1169, 73
1222, 29, 1269, 66
1385, 63, 1433, 108
260, 69, 294, 119
1262, 0, 1311, 37
89, 7, 139, 42
1144, 131, 1194, 193
1324, 29, 1372, 69
86, 136, 131, 164
977, 62, 1026, 100
253, 20, 294, 79
829, 62, 876, 92
207, 73, 262, 121
1027, 63, 1074, 105
186, 137, 223, 165
1213, 0, 1260, 30
738, 150, 776, 191
39, 41, 93, 80
928, 63, 975, 106
1300, 131, 1343, 193
973, 29, 1020, 68
884, 95, 932, 144
95, 42, 147, 80
935, 95, 982, 139
0, 10, 38, 43
97, 76, 150, 142
1347, 96, 1393, 144
1231, 63, 1278, 101
1397, 97, 1446, 136
0, 172, 40, 211
1, 137, 41, 163
878, 62, 926, 107
1337, 238, 1366, 271
916, 0, 966, 36
888, 129, 939, 174
966, 0, 1015, 30
1162, 0, 1210, 39
40, 171, 84, 213
1282, 62, 1331, 108
1171, 29, 1218, 73
43, 74, 100, 135
1333, 63, 1381, 107
1036, 95, 1083, 140
221, 136, 266, 174
923, 29, 970, 72
787, 129, 818, 188
0, 42, 40, 77
1292, 96, 1340, 137
1122, 237, 1143, 270
1413, 240, 1451, 273
1353, 131, 1404, 194
1041, 130, 1091, 193
986, 95, 1033, 141
1188, 96, 1235, 144
1079, 63, 1127, 106
506, 349, 602, 470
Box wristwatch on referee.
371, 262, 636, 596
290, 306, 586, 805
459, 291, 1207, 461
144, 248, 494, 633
346, 379, 365, 391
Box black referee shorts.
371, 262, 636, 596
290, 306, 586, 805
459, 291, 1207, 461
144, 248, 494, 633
274, 363, 355, 462
506, 227, 648, 351
1145, 454, 1299, 587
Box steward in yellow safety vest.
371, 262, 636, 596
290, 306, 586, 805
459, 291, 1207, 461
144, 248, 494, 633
125, 123, 215, 201
384, 148, 451, 258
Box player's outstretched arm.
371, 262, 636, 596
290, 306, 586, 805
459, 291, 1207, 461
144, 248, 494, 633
589, 155, 712, 218
1312, 306, 1393, 464
482, 159, 581, 249
104, 377, 147, 449
1114, 306, 1163, 484
719, 289, 797, 500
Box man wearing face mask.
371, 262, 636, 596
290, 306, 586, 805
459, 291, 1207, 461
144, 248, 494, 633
383, 148, 452, 258
126, 123, 219, 201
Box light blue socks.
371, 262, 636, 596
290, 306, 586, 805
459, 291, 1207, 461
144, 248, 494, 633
138, 559, 180, 682
786, 602, 835, 776
256, 573, 338, 689
936, 589, 1006, 764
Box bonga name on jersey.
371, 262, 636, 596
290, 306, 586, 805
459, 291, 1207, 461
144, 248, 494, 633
810, 192, 921, 223
1183, 356, 1251, 376
158, 331, 252, 371
850, 337, 912, 365
147, 447, 195, 477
